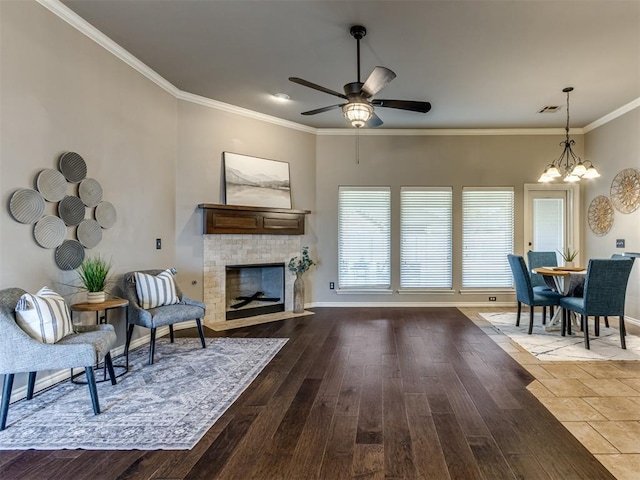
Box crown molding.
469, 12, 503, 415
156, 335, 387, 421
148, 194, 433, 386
583, 96, 640, 133
316, 128, 573, 136
176, 91, 317, 134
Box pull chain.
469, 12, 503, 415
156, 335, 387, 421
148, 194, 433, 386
355, 129, 360, 164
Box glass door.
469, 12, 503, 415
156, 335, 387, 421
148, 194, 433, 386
524, 183, 581, 267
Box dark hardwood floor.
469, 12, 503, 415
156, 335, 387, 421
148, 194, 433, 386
0, 307, 615, 479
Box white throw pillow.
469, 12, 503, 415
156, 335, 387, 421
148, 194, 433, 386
15, 287, 73, 344
134, 269, 180, 309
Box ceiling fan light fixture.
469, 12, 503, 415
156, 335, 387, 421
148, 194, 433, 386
343, 102, 373, 128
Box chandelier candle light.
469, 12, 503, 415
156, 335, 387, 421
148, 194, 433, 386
538, 87, 600, 183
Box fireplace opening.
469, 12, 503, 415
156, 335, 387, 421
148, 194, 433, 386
225, 263, 285, 320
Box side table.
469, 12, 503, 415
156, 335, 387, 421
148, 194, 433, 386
70, 296, 129, 383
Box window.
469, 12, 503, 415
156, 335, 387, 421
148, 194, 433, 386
400, 187, 453, 288
462, 187, 514, 288
338, 186, 391, 289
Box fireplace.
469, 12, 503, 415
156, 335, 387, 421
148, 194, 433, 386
225, 263, 285, 320
203, 233, 302, 325
200, 201, 310, 326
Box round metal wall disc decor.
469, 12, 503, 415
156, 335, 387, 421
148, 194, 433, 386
34, 215, 66, 248
36, 169, 67, 202
55, 239, 85, 270
58, 151, 87, 183
610, 168, 640, 214
77, 218, 102, 248
78, 178, 103, 207
58, 195, 86, 226
9, 188, 45, 224
588, 195, 614, 236
95, 201, 117, 229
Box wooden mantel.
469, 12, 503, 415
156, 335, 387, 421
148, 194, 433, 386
198, 204, 310, 235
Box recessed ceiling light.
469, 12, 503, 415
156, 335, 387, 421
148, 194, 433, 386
273, 93, 290, 101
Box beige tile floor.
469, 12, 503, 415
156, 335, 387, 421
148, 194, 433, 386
463, 307, 640, 480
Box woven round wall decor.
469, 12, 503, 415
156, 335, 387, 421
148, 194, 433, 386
9, 151, 116, 270
9, 189, 45, 224
34, 215, 67, 249
55, 239, 85, 270
58, 195, 86, 226
79, 178, 103, 207
610, 168, 640, 214
77, 219, 102, 248
588, 195, 614, 236
59, 152, 87, 183
37, 169, 67, 202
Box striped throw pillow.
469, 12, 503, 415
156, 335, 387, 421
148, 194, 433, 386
15, 287, 73, 343
134, 269, 180, 309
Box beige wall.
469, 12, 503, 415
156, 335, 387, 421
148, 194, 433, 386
312, 132, 584, 305
584, 109, 640, 319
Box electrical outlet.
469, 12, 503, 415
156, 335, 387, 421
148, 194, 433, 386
489, 296, 497, 301
156, 238, 162, 249
329, 282, 335, 290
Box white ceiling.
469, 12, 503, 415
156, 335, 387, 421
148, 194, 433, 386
60, 0, 640, 130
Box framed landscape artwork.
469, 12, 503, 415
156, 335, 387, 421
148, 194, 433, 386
223, 152, 292, 209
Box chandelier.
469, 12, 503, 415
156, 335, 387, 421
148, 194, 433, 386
342, 102, 373, 128
538, 87, 600, 183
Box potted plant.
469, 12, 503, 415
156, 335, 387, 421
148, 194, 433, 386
558, 248, 579, 268
288, 246, 316, 313
76, 255, 112, 303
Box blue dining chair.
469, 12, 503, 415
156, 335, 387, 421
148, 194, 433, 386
560, 259, 634, 349
527, 250, 559, 318
527, 251, 558, 293
598, 254, 638, 328
508, 255, 563, 334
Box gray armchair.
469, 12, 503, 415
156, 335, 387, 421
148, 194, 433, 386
124, 270, 206, 365
0, 287, 117, 430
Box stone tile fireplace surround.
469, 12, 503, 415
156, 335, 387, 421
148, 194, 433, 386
203, 234, 301, 325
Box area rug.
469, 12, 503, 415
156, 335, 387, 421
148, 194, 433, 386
480, 312, 640, 361
0, 337, 287, 450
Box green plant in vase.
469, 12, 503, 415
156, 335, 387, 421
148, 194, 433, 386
76, 255, 112, 303
558, 248, 579, 267
288, 246, 316, 314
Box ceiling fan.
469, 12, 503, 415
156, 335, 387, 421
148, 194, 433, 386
289, 25, 431, 128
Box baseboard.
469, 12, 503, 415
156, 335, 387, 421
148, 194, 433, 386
309, 301, 515, 308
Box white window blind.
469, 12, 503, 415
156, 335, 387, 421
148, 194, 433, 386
462, 187, 514, 288
400, 187, 453, 288
338, 186, 391, 289
533, 198, 564, 253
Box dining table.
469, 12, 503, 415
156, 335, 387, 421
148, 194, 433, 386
532, 266, 586, 332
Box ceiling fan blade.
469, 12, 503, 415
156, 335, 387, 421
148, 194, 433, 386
366, 112, 384, 128
372, 99, 432, 113
289, 77, 348, 99
361, 67, 396, 97
301, 104, 345, 116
